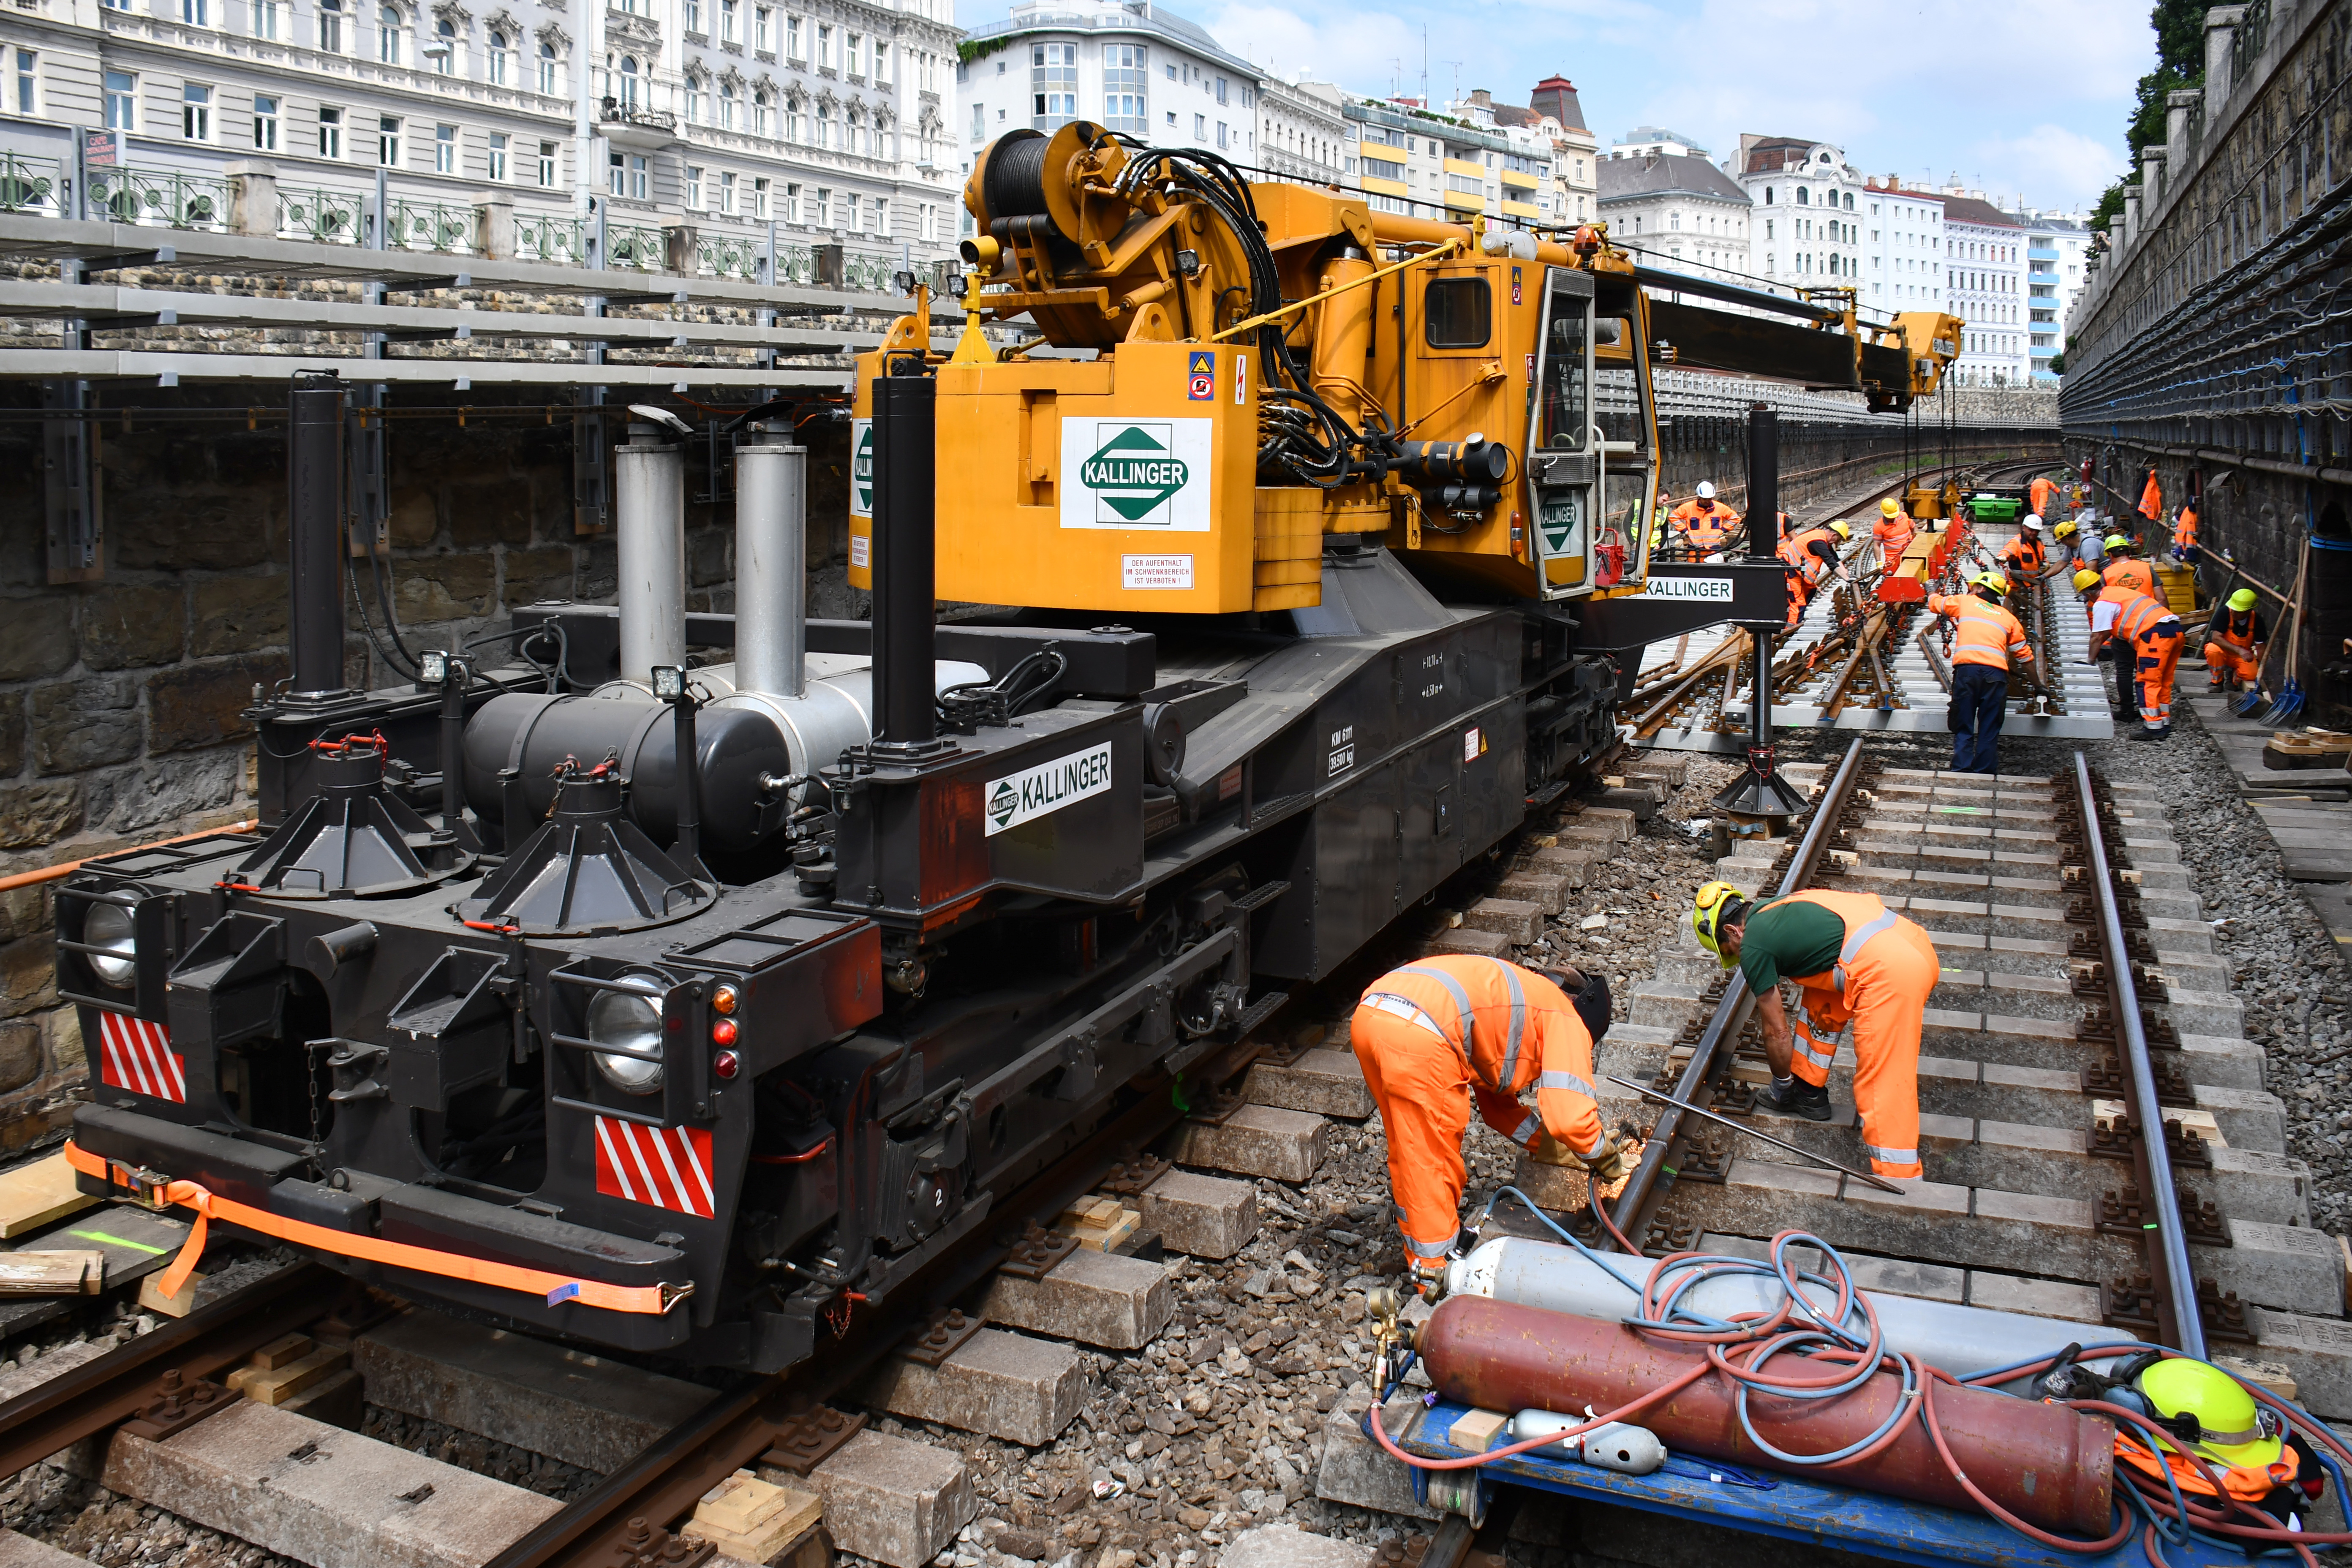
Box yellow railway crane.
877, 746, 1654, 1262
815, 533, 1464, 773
850, 123, 1959, 618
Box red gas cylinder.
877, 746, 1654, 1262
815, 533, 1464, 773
1418, 1295, 2112, 1537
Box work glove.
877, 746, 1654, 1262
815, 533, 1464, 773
1527, 1131, 1579, 1167
1584, 1136, 1628, 1186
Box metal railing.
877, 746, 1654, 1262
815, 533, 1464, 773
86, 163, 230, 231
388, 196, 476, 254
0, 151, 60, 216
278, 184, 365, 245
605, 221, 666, 270
695, 230, 760, 280
514, 211, 586, 266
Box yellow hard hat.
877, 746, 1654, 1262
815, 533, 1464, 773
2137, 1357, 2284, 1470
1829, 521, 1851, 539
1971, 569, 2012, 597
2104, 534, 2134, 553
1693, 881, 1746, 966
1880, 498, 1901, 517
2228, 588, 2257, 612
2055, 521, 2078, 538
2072, 568, 2103, 592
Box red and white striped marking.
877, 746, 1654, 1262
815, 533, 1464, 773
593, 1118, 716, 1219
97, 1013, 185, 1103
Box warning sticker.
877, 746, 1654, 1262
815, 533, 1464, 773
1122, 554, 1194, 590
1187, 349, 1215, 401
1464, 727, 1484, 763
849, 534, 870, 569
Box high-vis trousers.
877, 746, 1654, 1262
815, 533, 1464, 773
2134, 623, 2184, 730
1784, 917, 1938, 1178
2204, 638, 2258, 688
1350, 1007, 1494, 1274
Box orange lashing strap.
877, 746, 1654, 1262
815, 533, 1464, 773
63, 1140, 689, 1316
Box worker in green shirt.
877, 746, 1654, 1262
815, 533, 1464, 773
1692, 881, 1938, 1181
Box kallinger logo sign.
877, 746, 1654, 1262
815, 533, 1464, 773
985, 743, 1114, 836
1059, 418, 1212, 531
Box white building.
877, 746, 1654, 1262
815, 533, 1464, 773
1939, 188, 2026, 385
1859, 177, 1947, 312
0, 0, 959, 275
2007, 207, 2092, 382
1256, 74, 1348, 184
1610, 125, 1707, 160
1595, 136, 1749, 286
955, 0, 1257, 185
1727, 135, 1870, 290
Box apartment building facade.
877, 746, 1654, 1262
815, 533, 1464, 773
1596, 129, 1749, 286
1255, 74, 1347, 183
0, 0, 959, 274
1940, 190, 2026, 385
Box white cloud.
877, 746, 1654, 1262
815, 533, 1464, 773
1964, 124, 2131, 208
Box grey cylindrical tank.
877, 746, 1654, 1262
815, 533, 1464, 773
462, 689, 788, 852
698, 656, 990, 779
735, 435, 807, 700
616, 430, 686, 683
1445, 1236, 2121, 1388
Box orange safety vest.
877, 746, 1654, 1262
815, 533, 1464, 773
1781, 526, 1840, 585
1928, 593, 2032, 669
2089, 582, 2141, 631
1873, 514, 1915, 550
2104, 557, 2158, 599
1670, 499, 1737, 549
2030, 477, 2057, 517
2000, 534, 2046, 576
2115, 1429, 2299, 1506
2209, 605, 2262, 652
2139, 471, 2163, 520
2113, 590, 2178, 646
2173, 505, 2199, 550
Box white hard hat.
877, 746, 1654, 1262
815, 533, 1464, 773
1696, 481, 1717, 500
2022, 513, 2044, 531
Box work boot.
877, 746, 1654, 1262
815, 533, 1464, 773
1761, 1077, 1832, 1122
2128, 726, 2167, 743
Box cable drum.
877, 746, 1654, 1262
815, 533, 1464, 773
979, 130, 1054, 224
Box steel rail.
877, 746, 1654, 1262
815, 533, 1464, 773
1608, 735, 1868, 1246
2071, 751, 2204, 1359
0, 1260, 338, 1479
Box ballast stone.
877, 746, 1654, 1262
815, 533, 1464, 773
1222, 1523, 1378, 1568
353, 1307, 716, 1475
811, 1429, 977, 1568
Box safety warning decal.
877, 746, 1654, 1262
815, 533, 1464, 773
1187, 349, 1215, 401
593, 1118, 716, 1218
984, 742, 1114, 836
98, 1012, 184, 1103
1060, 419, 1212, 531
1122, 554, 1194, 589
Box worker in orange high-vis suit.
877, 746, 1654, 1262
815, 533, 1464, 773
1669, 482, 1740, 559
2079, 569, 2183, 741
2029, 474, 2058, 522
2170, 500, 2200, 562
1997, 515, 2051, 583
1350, 956, 1618, 1298
1872, 497, 1915, 576
1780, 520, 1851, 626
1693, 884, 1936, 1181
2079, 567, 2147, 719
2204, 587, 2267, 691
1927, 569, 2035, 773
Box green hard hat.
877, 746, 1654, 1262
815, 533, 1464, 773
2103, 534, 2132, 552
2228, 588, 2257, 612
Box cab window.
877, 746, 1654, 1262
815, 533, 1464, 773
1424, 277, 1490, 348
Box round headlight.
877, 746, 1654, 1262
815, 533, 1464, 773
84, 902, 137, 988
586, 974, 667, 1095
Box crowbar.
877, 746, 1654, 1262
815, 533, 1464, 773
1603, 1074, 1905, 1194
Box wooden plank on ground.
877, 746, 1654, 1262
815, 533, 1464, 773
0, 1154, 99, 1239
0, 1251, 101, 1296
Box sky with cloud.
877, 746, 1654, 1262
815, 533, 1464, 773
970, 0, 2157, 211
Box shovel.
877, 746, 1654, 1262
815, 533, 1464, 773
2259, 542, 2310, 725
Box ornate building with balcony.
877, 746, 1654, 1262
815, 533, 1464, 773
0, 0, 960, 281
